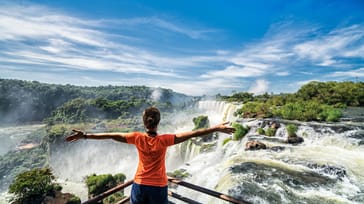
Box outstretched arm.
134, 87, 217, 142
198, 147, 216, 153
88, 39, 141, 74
174, 122, 235, 144
65, 129, 128, 143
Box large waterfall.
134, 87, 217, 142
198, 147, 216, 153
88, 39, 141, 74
168, 101, 364, 204
1, 101, 363, 204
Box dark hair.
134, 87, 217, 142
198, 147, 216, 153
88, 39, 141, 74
143, 107, 160, 130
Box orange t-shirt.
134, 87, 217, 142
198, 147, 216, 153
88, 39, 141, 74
126, 132, 175, 187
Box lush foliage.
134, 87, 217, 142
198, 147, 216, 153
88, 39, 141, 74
167, 169, 191, 179
223, 81, 363, 122
235, 101, 273, 118
232, 123, 250, 140
8, 168, 61, 204
274, 101, 342, 122
296, 81, 364, 107
192, 115, 209, 130
218, 92, 254, 103
85, 173, 126, 198
256, 128, 265, 135
0, 79, 191, 124
286, 124, 298, 137
66, 196, 81, 204
265, 128, 276, 136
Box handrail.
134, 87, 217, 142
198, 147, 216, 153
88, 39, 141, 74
168, 177, 251, 204
82, 177, 251, 204
82, 179, 133, 204
168, 190, 203, 204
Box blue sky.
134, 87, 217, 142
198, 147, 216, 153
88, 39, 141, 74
1, 0, 363, 95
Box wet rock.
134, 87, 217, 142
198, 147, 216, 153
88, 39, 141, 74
286, 136, 304, 144
306, 163, 347, 179
270, 121, 280, 129
269, 146, 286, 152
43, 191, 80, 204
245, 141, 267, 151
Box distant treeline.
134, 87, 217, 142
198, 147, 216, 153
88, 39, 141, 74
0, 79, 192, 124
218, 81, 364, 122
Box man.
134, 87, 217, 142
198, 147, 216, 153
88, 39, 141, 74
66, 106, 235, 204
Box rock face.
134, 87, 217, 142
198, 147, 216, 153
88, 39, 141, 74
286, 136, 304, 144
43, 191, 80, 204
245, 141, 267, 150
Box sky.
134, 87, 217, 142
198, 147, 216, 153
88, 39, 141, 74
1, 0, 364, 96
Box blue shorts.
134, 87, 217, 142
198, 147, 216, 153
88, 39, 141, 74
130, 183, 168, 204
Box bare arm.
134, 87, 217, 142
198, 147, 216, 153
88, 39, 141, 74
65, 129, 128, 143
174, 122, 235, 144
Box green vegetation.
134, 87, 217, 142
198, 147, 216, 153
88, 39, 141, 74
235, 101, 273, 118
265, 128, 276, 137
85, 173, 126, 201
222, 137, 232, 145
286, 124, 298, 137
8, 168, 76, 204
257, 128, 265, 135
226, 81, 363, 122
273, 101, 342, 122
232, 123, 250, 140
66, 196, 81, 204
0, 79, 191, 124
192, 115, 209, 130
167, 169, 191, 179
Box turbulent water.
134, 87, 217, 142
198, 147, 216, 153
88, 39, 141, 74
168, 101, 364, 204
1, 101, 364, 204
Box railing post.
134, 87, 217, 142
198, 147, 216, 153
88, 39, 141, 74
168, 177, 251, 204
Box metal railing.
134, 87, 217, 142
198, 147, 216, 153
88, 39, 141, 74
82, 177, 251, 204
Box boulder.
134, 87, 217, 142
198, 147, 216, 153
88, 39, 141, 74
245, 140, 267, 151
270, 121, 281, 129
286, 136, 304, 144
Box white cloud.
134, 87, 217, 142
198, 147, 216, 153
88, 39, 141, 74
329, 67, 364, 77
276, 71, 290, 76
248, 79, 269, 95
1, 2, 363, 96
293, 25, 364, 66
202, 65, 266, 78
155, 78, 241, 96
0, 3, 219, 79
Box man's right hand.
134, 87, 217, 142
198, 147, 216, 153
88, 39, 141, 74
65, 129, 85, 142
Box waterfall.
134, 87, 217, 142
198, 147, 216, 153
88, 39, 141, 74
170, 116, 364, 204
3, 101, 363, 204
196, 100, 239, 124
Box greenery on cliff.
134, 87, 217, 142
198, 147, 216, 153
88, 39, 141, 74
85, 173, 126, 203
8, 167, 80, 204
0, 79, 192, 125
220, 81, 364, 121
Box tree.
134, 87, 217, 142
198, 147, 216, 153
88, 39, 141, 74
8, 168, 60, 204
85, 173, 126, 202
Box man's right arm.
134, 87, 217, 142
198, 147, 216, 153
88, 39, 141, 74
174, 122, 235, 144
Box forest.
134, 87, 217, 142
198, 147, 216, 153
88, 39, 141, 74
219, 81, 364, 122
0, 79, 192, 125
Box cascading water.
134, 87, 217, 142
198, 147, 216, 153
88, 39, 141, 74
168, 103, 364, 204
2, 100, 363, 204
